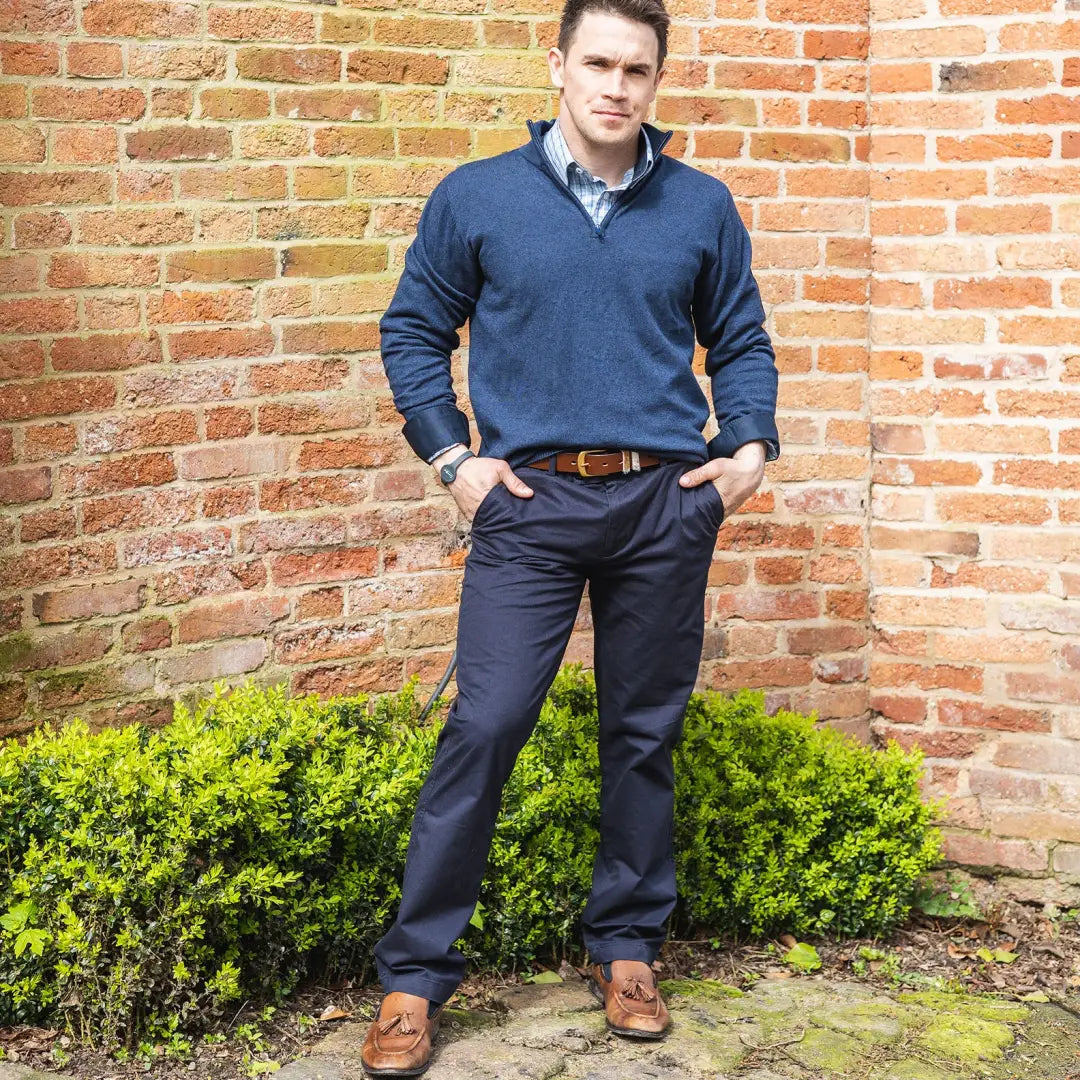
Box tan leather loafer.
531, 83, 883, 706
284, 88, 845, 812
587, 959, 671, 1039
361, 991, 443, 1076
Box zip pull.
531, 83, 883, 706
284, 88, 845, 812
595, 227, 602, 240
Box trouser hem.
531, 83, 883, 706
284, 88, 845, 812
378, 973, 457, 1007
584, 943, 658, 965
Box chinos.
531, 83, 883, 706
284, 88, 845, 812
372, 450, 726, 1007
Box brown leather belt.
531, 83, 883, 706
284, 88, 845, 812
526, 449, 666, 478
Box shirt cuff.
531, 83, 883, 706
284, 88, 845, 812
706, 413, 780, 462
401, 405, 472, 464
425, 442, 463, 465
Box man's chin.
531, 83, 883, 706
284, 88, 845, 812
586, 118, 637, 141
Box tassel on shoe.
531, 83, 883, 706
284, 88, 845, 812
378, 1010, 417, 1035
621, 976, 657, 1002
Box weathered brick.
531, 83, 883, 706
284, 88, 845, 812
47, 252, 159, 288
158, 639, 266, 686
81, 0, 198, 37
1, 41, 60, 75
51, 331, 162, 371
32, 84, 145, 121
178, 594, 290, 643
165, 247, 276, 283
0, 375, 113, 420
236, 47, 339, 84
270, 548, 378, 587
82, 488, 198, 534
0, 169, 111, 206
126, 126, 231, 162
33, 578, 143, 623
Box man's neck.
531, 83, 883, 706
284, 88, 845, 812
556, 112, 640, 188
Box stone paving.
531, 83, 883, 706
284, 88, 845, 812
2, 975, 1077, 1079
274, 975, 1080, 1080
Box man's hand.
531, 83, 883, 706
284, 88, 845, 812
431, 448, 533, 522
677, 440, 766, 519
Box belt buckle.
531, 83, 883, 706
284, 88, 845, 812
575, 449, 608, 477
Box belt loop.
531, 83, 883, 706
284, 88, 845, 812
548, 454, 557, 474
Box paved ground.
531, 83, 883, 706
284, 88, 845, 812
271, 975, 1080, 1079
3, 975, 1077, 1079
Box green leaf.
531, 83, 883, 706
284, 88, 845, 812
13, 928, 50, 958
523, 970, 562, 984
0, 902, 34, 933
782, 942, 821, 972
468, 899, 484, 930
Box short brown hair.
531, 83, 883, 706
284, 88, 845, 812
557, 0, 670, 75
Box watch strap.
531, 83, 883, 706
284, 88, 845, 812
440, 449, 475, 484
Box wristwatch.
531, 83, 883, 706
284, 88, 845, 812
439, 449, 475, 486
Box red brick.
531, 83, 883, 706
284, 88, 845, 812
33, 578, 142, 623
178, 594, 290, 643
873, 722, 984, 758
271, 548, 378, 587
81, 0, 199, 38
943, 831, 1048, 873
82, 488, 198, 534
125, 126, 231, 161
290, 656, 403, 697
275, 621, 384, 663
158, 639, 266, 686
47, 252, 158, 288
1, 41, 60, 75
236, 47, 339, 84
121, 616, 171, 653
19, 506, 76, 542
32, 84, 145, 121
66, 40, 122, 77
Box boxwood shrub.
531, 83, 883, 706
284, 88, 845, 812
0, 664, 942, 1045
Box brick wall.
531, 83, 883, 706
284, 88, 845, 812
0, 0, 1076, 893
866, 3, 1080, 901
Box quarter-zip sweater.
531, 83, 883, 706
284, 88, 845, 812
379, 117, 781, 471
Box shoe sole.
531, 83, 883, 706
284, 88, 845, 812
361, 1019, 440, 1077
587, 976, 669, 1040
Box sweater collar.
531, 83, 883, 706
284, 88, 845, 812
543, 114, 653, 188
524, 116, 673, 181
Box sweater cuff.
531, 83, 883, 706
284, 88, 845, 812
401, 405, 472, 464
706, 413, 780, 462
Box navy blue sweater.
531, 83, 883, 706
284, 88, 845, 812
379, 117, 780, 470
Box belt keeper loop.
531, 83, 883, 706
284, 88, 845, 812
631, 451, 640, 471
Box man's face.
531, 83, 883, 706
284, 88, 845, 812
549, 10, 664, 152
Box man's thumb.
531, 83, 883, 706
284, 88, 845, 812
504, 464, 533, 495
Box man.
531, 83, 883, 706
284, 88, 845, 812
362, 0, 779, 1072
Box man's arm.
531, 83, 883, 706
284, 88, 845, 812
691, 189, 780, 463
379, 177, 483, 464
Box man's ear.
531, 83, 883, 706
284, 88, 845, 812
548, 47, 565, 89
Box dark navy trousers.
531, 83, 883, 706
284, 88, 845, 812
373, 457, 726, 1005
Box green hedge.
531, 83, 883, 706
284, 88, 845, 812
0, 666, 942, 1045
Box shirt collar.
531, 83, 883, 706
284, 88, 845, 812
544, 115, 653, 190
